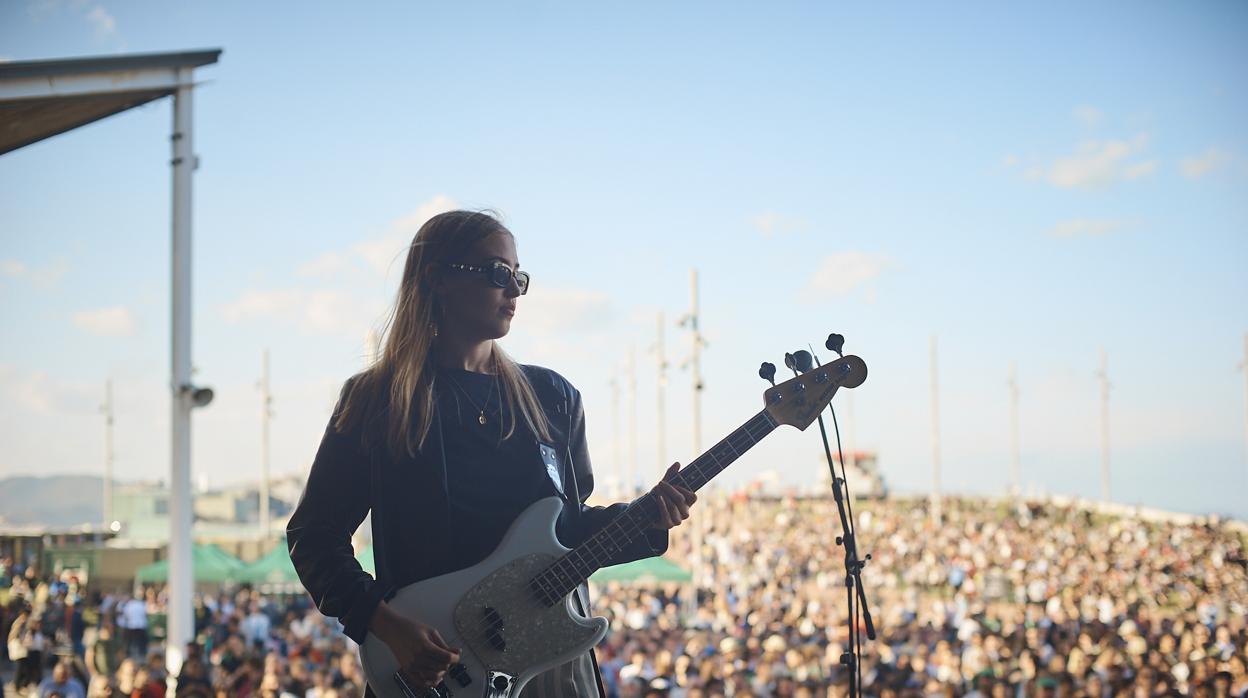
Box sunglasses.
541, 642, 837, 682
445, 261, 531, 295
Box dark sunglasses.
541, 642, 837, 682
445, 261, 531, 295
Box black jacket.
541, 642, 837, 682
286, 365, 667, 682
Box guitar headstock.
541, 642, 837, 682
763, 355, 867, 430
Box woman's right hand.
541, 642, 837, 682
371, 603, 462, 690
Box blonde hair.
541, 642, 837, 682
335, 210, 552, 457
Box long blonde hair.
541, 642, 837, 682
335, 210, 552, 458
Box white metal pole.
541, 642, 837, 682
656, 311, 667, 479
1009, 362, 1020, 498
1098, 349, 1111, 503
845, 391, 857, 478
689, 269, 704, 589
627, 346, 638, 496
929, 335, 942, 526
690, 270, 703, 457
610, 371, 621, 500
260, 349, 272, 538
167, 67, 195, 678
1241, 333, 1248, 479
366, 328, 382, 365
102, 379, 114, 529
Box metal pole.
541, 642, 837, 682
845, 392, 857, 479
1098, 349, 1111, 503
167, 67, 196, 679
1009, 362, 1020, 498
260, 349, 272, 538
102, 380, 114, 529
627, 346, 638, 496
929, 335, 942, 526
690, 270, 703, 457
1240, 334, 1248, 478
656, 311, 667, 479
610, 371, 621, 499
688, 269, 704, 589
367, 328, 382, 365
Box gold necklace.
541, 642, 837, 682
442, 371, 498, 426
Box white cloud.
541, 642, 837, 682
1034, 134, 1155, 190
1046, 218, 1132, 238
0, 257, 68, 288
0, 368, 97, 416
296, 251, 349, 278
220, 287, 382, 336
1180, 147, 1231, 179
72, 305, 137, 336
512, 286, 613, 333
804, 252, 890, 298
1072, 106, 1104, 128
751, 212, 809, 238
85, 5, 115, 38
354, 194, 458, 275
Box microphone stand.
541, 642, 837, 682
789, 350, 876, 698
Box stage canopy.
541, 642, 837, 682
135, 543, 242, 585
0, 49, 221, 154
591, 556, 693, 584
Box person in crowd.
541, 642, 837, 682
37, 659, 86, 698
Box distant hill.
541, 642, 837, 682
0, 475, 104, 528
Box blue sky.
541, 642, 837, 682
2, 1, 1246, 519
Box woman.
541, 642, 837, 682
287, 210, 697, 697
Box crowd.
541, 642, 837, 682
595, 495, 1248, 698
1, 494, 1245, 697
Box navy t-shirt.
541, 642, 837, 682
434, 367, 561, 569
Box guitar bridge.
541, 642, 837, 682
485, 670, 515, 697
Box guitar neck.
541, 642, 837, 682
534, 409, 779, 599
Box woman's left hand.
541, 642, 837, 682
648, 462, 697, 530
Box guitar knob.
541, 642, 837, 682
825, 333, 845, 357
758, 362, 776, 386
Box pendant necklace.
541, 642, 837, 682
443, 370, 498, 426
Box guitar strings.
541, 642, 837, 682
453, 412, 776, 657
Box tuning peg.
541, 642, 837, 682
825, 333, 845, 358
792, 350, 813, 373
784, 352, 797, 374
758, 362, 776, 386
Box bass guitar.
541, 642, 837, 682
360, 352, 868, 697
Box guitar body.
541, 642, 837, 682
359, 496, 608, 698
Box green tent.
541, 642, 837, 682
134, 544, 244, 584
590, 556, 692, 584
238, 542, 300, 586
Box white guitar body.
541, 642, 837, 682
359, 496, 607, 698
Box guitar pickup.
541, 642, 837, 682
449, 663, 472, 687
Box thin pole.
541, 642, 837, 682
656, 311, 668, 479
1240, 334, 1248, 477
627, 346, 637, 496
690, 270, 703, 457
1009, 362, 1020, 498
101, 380, 114, 529
845, 392, 857, 477
610, 371, 621, 499
1098, 349, 1111, 503
929, 335, 942, 526
259, 349, 272, 538
366, 328, 382, 365
687, 269, 705, 589
167, 67, 195, 679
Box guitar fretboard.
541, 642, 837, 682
530, 409, 778, 604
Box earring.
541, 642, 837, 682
429, 322, 439, 338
